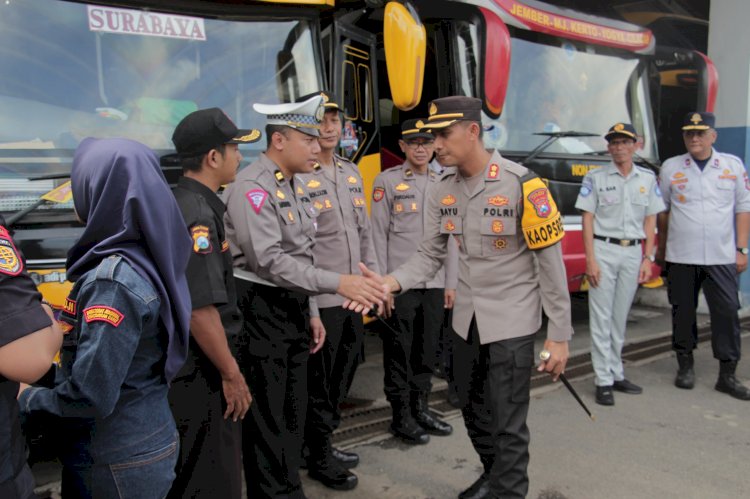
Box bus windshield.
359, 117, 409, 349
0, 0, 321, 215
477, 36, 658, 160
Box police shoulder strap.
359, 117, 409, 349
518, 172, 565, 250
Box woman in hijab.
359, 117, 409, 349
18, 138, 192, 498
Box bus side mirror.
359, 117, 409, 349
383, 1, 425, 111
479, 7, 511, 119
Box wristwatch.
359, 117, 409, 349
643, 254, 655, 262
737, 247, 749, 255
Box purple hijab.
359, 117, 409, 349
67, 138, 192, 381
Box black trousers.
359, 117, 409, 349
235, 280, 310, 499
451, 319, 534, 499
382, 288, 444, 408
305, 307, 364, 457
667, 262, 742, 361
168, 366, 242, 499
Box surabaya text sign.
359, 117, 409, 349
87, 6, 206, 41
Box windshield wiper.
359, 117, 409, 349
582, 151, 660, 172
634, 153, 660, 172
5, 175, 72, 227
521, 131, 598, 164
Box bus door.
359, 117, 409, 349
331, 20, 379, 195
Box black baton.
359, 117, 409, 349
540, 350, 595, 421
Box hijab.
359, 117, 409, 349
67, 138, 191, 381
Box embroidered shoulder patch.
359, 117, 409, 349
0, 226, 23, 276
245, 189, 268, 214
373, 187, 385, 202
190, 225, 212, 254
83, 306, 124, 327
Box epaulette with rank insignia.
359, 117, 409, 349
519, 172, 564, 250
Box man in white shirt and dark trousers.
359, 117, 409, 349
657, 111, 750, 400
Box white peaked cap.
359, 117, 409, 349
253, 95, 324, 137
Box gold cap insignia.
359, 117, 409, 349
691, 113, 702, 124
614, 123, 624, 131
429, 103, 438, 116
236, 130, 261, 142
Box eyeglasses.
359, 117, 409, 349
404, 141, 434, 150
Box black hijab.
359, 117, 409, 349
67, 138, 191, 381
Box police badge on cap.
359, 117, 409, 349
682, 111, 715, 131
604, 123, 637, 142
253, 95, 325, 137
420, 96, 483, 130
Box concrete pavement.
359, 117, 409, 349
302, 334, 750, 499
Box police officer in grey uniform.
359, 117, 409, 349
657, 111, 750, 400
371, 119, 457, 444
223, 95, 386, 498
296, 91, 377, 490
350, 97, 572, 499
575, 123, 665, 406
168, 108, 256, 499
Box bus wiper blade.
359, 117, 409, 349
522, 130, 598, 164
26, 173, 71, 181
5, 181, 72, 227
634, 153, 660, 172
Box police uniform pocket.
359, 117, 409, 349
391, 211, 420, 233
597, 193, 621, 206
480, 217, 517, 256
510, 341, 534, 403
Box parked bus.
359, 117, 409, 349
1, 0, 715, 302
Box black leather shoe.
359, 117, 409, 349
331, 447, 359, 469
595, 386, 614, 406
458, 474, 491, 499
613, 379, 643, 394
390, 415, 430, 445
415, 409, 453, 436
307, 461, 358, 491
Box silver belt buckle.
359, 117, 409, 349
620, 239, 630, 247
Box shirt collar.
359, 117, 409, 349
177, 176, 225, 218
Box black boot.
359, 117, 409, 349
390, 405, 430, 445
675, 352, 695, 389
458, 473, 492, 499
331, 447, 359, 469
307, 440, 358, 491
413, 395, 453, 436
715, 360, 750, 400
